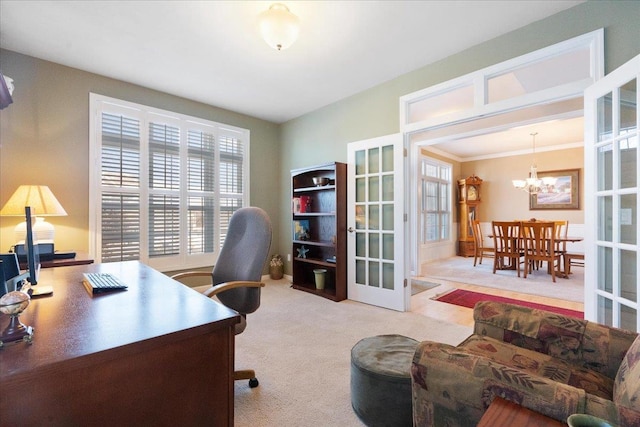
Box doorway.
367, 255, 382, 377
401, 31, 603, 314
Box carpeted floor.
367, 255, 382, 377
420, 256, 584, 302
233, 279, 472, 426
433, 288, 583, 318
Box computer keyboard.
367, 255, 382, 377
82, 272, 128, 294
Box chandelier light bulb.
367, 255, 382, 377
258, 3, 300, 51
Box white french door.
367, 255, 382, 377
347, 133, 408, 311
584, 54, 640, 331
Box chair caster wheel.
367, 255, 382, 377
249, 378, 259, 388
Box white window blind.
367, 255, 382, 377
89, 94, 250, 271
420, 157, 451, 244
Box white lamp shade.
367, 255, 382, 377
258, 3, 300, 51
0, 185, 67, 217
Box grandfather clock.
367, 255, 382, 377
458, 175, 482, 257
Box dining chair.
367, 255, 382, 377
521, 221, 562, 282
491, 221, 524, 277
553, 220, 569, 275
471, 219, 494, 267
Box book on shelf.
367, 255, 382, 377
293, 220, 310, 240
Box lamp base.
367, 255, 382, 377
14, 217, 55, 245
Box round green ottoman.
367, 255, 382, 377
350, 334, 419, 427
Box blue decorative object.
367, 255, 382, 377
297, 245, 309, 259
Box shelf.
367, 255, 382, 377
293, 240, 335, 247
294, 185, 336, 193
294, 257, 337, 268
291, 283, 340, 302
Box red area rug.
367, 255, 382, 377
434, 289, 583, 319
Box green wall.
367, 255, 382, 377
0, 49, 281, 259
277, 0, 640, 272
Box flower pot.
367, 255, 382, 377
269, 265, 284, 280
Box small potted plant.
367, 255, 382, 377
269, 254, 284, 280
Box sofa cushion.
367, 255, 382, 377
474, 301, 587, 354
614, 335, 640, 412
459, 335, 614, 400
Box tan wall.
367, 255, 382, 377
461, 148, 584, 224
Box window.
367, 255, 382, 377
89, 94, 249, 271
420, 156, 451, 244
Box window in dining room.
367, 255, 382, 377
420, 156, 451, 244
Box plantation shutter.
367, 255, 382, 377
187, 129, 216, 254
100, 112, 141, 262
218, 131, 245, 249
148, 122, 181, 257
90, 94, 250, 271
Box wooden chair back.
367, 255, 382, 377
521, 221, 561, 282
471, 219, 494, 266
491, 221, 523, 276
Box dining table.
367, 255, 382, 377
487, 227, 583, 279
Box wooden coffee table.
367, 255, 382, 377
478, 397, 566, 426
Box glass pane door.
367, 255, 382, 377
585, 55, 639, 331
348, 134, 406, 311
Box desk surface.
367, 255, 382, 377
18, 252, 94, 269
0, 261, 239, 425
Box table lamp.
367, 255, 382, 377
0, 185, 68, 247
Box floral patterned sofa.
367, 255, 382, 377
411, 301, 640, 426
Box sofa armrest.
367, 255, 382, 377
411, 341, 586, 426
473, 301, 638, 379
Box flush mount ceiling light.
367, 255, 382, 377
258, 3, 300, 51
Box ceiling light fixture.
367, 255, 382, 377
258, 3, 300, 51
512, 133, 557, 194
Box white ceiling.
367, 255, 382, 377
0, 0, 587, 160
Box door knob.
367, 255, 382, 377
348, 227, 355, 233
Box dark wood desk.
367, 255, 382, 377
0, 261, 239, 426
19, 253, 94, 269
478, 397, 566, 426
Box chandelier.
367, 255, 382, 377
512, 133, 557, 194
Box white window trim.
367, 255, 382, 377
400, 29, 604, 135
88, 93, 250, 272
418, 155, 453, 246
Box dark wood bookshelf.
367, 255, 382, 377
291, 162, 346, 302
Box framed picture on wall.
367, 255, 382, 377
530, 168, 580, 210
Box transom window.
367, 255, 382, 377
89, 94, 249, 272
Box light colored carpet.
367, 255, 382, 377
420, 256, 584, 303
233, 279, 472, 426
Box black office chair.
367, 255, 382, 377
172, 207, 272, 387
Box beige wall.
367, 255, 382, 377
0, 50, 281, 256
461, 148, 584, 224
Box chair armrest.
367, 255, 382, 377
411, 341, 586, 425
170, 271, 211, 281
202, 281, 265, 298
473, 301, 638, 379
